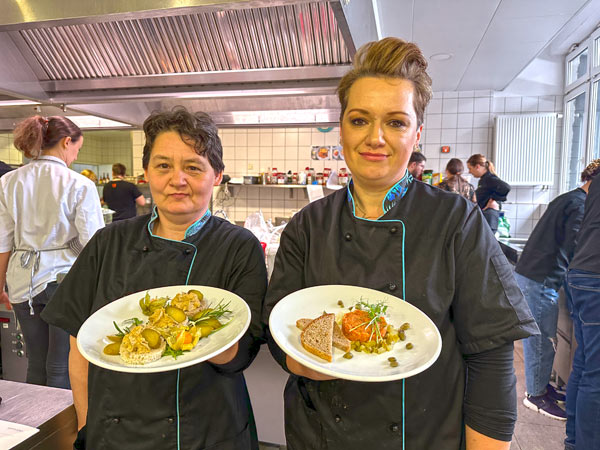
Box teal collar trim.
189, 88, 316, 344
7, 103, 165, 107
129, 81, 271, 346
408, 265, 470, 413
346, 170, 413, 220
147, 207, 212, 239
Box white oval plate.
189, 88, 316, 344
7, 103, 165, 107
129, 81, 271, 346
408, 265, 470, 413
269, 285, 441, 382
77, 285, 250, 373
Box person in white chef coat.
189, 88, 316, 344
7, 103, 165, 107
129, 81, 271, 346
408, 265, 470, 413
0, 115, 104, 389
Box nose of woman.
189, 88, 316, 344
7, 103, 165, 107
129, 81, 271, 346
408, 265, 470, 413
367, 121, 385, 147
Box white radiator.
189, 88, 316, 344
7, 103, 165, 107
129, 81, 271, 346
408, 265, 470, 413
493, 113, 558, 186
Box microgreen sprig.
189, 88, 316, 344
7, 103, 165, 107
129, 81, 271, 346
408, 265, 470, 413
113, 317, 144, 337
349, 299, 388, 343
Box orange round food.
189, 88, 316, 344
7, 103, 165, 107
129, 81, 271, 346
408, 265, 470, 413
342, 309, 387, 342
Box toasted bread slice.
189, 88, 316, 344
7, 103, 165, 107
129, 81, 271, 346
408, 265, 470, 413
297, 318, 351, 353
300, 313, 334, 362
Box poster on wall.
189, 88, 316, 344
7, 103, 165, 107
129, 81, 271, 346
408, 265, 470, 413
311, 145, 344, 160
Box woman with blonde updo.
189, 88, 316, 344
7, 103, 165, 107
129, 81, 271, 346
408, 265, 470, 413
264, 38, 537, 449
0, 116, 104, 389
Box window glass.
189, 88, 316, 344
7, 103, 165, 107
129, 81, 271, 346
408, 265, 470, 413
592, 80, 600, 161
595, 37, 600, 68
568, 49, 588, 85
564, 92, 586, 191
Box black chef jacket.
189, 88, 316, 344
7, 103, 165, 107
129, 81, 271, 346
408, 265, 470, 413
515, 188, 586, 290
475, 170, 511, 209
263, 178, 537, 450
570, 177, 600, 273
42, 212, 267, 450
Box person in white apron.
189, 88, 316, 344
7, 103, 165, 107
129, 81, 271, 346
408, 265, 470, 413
0, 115, 104, 388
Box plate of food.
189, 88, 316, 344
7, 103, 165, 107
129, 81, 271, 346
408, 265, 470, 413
77, 285, 251, 373
269, 285, 441, 382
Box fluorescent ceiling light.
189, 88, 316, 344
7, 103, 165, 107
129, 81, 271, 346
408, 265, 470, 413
177, 88, 312, 99
231, 109, 335, 125
430, 53, 453, 61
66, 115, 131, 128
0, 99, 41, 106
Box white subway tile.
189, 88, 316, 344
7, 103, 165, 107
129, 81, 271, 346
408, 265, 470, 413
247, 146, 260, 159
505, 97, 522, 113
285, 132, 299, 147
234, 132, 248, 147
425, 114, 442, 129
427, 98, 443, 114
474, 97, 490, 113
458, 98, 474, 113
472, 113, 491, 128
443, 98, 458, 113
247, 133, 260, 146
441, 128, 457, 144
442, 113, 458, 129
457, 129, 472, 144
457, 113, 473, 128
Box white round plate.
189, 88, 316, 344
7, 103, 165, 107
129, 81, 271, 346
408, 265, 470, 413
77, 285, 250, 373
269, 285, 441, 382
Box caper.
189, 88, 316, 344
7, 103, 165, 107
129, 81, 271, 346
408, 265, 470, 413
400, 322, 411, 331
399, 331, 406, 341
390, 361, 399, 367
348, 306, 354, 311
388, 357, 397, 362
406, 343, 414, 350
337, 300, 345, 308
343, 352, 353, 359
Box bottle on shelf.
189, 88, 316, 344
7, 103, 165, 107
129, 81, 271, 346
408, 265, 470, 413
271, 167, 278, 185
305, 167, 313, 185
286, 170, 293, 184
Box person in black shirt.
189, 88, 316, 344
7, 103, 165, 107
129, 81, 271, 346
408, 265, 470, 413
467, 154, 511, 234
407, 151, 426, 180
514, 160, 599, 421
564, 159, 600, 450
101, 163, 145, 221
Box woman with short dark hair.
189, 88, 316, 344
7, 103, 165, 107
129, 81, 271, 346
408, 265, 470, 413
42, 107, 267, 450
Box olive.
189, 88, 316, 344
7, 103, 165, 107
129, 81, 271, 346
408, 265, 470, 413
196, 318, 222, 329
103, 342, 121, 355
198, 325, 214, 337
107, 335, 123, 343
390, 361, 399, 368
141, 328, 162, 349
343, 352, 353, 359
400, 322, 411, 331
187, 289, 204, 302
165, 306, 187, 323
406, 343, 414, 350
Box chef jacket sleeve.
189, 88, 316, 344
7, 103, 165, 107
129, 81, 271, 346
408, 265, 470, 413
0, 181, 14, 252
74, 181, 105, 246
489, 176, 511, 202
262, 217, 306, 373
41, 230, 101, 336
452, 206, 538, 355
563, 199, 585, 262
463, 342, 517, 441
209, 232, 268, 374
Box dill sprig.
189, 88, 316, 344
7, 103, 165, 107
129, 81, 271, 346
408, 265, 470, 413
113, 318, 144, 337
349, 299, 388, 343
192, 299, 232, 323
163, 345, 185, 359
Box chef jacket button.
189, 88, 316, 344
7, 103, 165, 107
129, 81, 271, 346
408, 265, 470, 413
167, 417, 174, 424
142, 246, 149, 252
344, 233, 352, 241
389, 226, 398, 234
162, 433, 167, 439
184, 248, 193, 255
388, 282, 397, 291
390, 423, 399, 432
334, 415, 342, 423
112, 418, 120, 424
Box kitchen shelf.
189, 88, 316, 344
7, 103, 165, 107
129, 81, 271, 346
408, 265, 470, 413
227, 182, 343, 198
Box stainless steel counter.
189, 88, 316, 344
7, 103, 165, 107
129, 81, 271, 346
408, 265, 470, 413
0, 380, 76, 449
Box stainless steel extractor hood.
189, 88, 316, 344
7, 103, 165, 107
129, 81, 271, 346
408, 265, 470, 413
0, 0, 376, 129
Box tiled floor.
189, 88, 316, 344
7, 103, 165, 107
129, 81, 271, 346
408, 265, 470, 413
511, 340, 567, 450
259, 340, 567, 450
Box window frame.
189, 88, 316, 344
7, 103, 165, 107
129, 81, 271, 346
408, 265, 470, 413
565, 40, 590, 93
561, 83, 589, 193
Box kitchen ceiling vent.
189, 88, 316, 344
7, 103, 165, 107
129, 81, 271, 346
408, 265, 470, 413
18, 2, 350, 80
494, 113, 558, 186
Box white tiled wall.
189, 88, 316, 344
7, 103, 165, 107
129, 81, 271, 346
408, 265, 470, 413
0, 133, 22, 165
420, 90, 564, 238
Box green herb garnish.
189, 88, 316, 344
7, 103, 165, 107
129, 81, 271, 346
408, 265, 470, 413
163, 345, 185, 359
348, 299, 389, 343
192, 299, 233, 323
112, 318, 143, 337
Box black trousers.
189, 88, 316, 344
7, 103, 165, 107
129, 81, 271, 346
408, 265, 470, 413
12, 282, 71, 389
